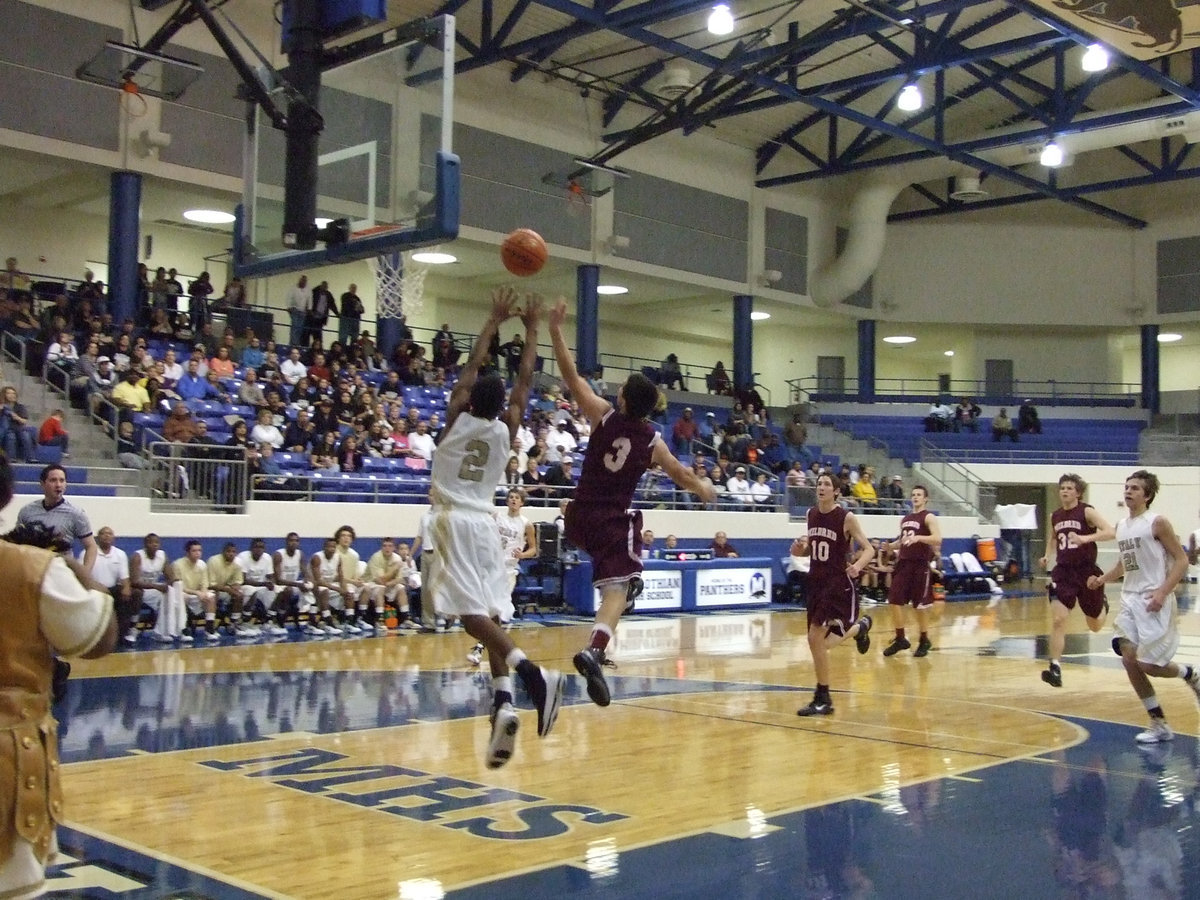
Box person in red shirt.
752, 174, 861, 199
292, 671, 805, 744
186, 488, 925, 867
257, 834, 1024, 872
37, 408, 69, 458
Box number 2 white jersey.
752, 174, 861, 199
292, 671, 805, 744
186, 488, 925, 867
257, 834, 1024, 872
429, 414, 510, 515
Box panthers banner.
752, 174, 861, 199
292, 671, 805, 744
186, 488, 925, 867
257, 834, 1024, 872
1031, 0, 1200, 59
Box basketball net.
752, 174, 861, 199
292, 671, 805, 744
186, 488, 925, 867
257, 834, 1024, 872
370, 250, 427, 319
120, 79, 147, 118
566, 179, 590, 218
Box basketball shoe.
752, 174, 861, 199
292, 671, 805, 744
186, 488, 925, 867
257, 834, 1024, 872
574, 647, 611, 707
854, 615, 872, 654
486, 703, 520, 769
1135, 718, 1174, 744
882, 636, 911, 657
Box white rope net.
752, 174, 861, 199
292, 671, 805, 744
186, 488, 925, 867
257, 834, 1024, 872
370, 250, 427, 319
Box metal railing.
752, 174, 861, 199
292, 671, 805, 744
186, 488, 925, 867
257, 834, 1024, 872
146, 441, 250, 513
788, 375, 1140, 406
917, 439, 996, 520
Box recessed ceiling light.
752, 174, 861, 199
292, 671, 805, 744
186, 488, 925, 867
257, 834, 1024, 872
896, 83, 922, 112
410, 251, 457, 264
944, 350, 955, 357
183, 209, 235, 224
750, 311, 770, 321
707, 3, 734, 36
597, 285, 628, 295
1040, 141, 1064, 167
883, 335, 916, 344
1081, 43, 1109, 73
1157, 332, 1183, 343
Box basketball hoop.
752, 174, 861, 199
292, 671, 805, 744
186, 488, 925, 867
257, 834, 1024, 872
565, 179, 590, 218
120, 79, 147, 118
369, 250, 427, 319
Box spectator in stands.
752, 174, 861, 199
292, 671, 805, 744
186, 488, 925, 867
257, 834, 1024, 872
209, 346, 236, 379
283, 408, 316, 454
163, 402, 202, 443
310, 429, 339, 471
189, 272, 214, 332
90, 356, 115, 412
281, 347, 307, 386
992, 408, 1019, 442
175, 360, 205, 401
672, 407, 698, 453
116, 421, 144, 469
9, 296, 38, 336
548, 420, 577, 461
250, 407, 284, 449
852, 466, 879, 509
310, 396, 338, 437
241, 335, 265, 369
199, 370, 229, 403
881, 474, 906, 510
1018, 399, 1042, 434
148, 307, 173, 337
657, 353, 686, 390
953, 397, 981, 433
760, 433, 788, 474
337, 434, 364, 472
0, 256, 31, 295
640, 529, 657, 559
238, 368, 267, 408
219, 275, 246, 310
711, 531, 739, 558
46, 330, 79, 371
163, 268, 184, 306
37, 408, 69, 458
748, 471, 772, 509
498, 331, 525, 382
725, 465, 754, 510
0, 386, 36, 463
924, 399, 953, 432
111, 367, 151, 414
543, 455, 576, 500
785, 460, 807, 488
111, 334, 132, 373
707, 360, 732, 395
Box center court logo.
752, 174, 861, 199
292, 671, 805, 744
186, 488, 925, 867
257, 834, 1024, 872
200, 747, 629, 840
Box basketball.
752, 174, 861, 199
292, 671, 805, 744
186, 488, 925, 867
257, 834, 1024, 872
500, 228, 548, 277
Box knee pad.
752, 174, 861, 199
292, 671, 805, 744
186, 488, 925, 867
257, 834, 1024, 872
827, 620, 847, 640
624, 576, 644, 614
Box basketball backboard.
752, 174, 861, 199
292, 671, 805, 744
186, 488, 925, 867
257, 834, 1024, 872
76, 41, 205, 101
234, 14, 458, 278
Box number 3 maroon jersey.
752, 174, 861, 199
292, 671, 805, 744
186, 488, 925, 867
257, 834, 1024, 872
574, 409, 660, 508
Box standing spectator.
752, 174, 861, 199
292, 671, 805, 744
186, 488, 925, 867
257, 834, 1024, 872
0, 455, 115, 900
1018, 399, 1042, 434
164, 268, 185, 309
188, 271, 215, 333
0, 255, 31, 295
711, 531, 739, 557
219, 275, 246, 310
992, 408, 1019, 442
304, 280, 336, 347
499, 331, 525, 382
338, 283, 363, 347
37, 408, 69, 458
286, 275, 309, 348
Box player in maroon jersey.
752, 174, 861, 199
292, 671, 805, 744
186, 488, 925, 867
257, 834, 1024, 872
790, 473, 876, 716
882, 485, 942, 658
1037, 473, 1115, 687
548, 299, 715, 707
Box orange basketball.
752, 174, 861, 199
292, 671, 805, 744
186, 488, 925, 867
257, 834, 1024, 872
501, 228, 548, 277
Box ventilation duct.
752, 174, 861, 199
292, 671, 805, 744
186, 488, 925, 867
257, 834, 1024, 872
657, 63, 693, 98
949, 174, 988, 201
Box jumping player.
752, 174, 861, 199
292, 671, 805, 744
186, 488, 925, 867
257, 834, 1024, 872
790, 473, 875, 716
548, 298, 715, 707
1089, 470, 1200, 743
881, 484, 941, 658
1038, 473, 1115, 687
426, 288, 562, 768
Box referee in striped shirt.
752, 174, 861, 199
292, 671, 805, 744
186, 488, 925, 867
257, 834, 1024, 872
16, 464, 97, 570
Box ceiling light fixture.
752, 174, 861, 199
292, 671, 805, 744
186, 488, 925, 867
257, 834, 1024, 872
1157, 332, 1183, 343
750, 311, 770, 321
896, 83, 922, 112
882, 335, 916, 344
707, 3, 734, 36
183, 209, 235, 224
410, 251, 457, 264
597, 284, 628, 295
314, 217, 333, 229
944, 350, 955, 357
1040, 141, 1064, 167
1081, 43, 1109, 73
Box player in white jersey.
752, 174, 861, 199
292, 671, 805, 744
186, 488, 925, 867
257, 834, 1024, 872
236, 538, 287, 637
307, 537, 347, 636
426, 287, 562, 768
334, 525, 367, 634
131, 533, 188, 644
363, 537, 405, 635
274, 532, 317, 634
468, 488, 536, 665
1089, 470, 1200, 744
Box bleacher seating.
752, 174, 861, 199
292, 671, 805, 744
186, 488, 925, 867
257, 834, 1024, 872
826, 414, 1143, 466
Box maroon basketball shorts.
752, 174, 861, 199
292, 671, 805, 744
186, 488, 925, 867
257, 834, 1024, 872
1050, 564, 1106, 619
565, 501, 644, 587
888, 559, 933, 610
807, 573, 858, 636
